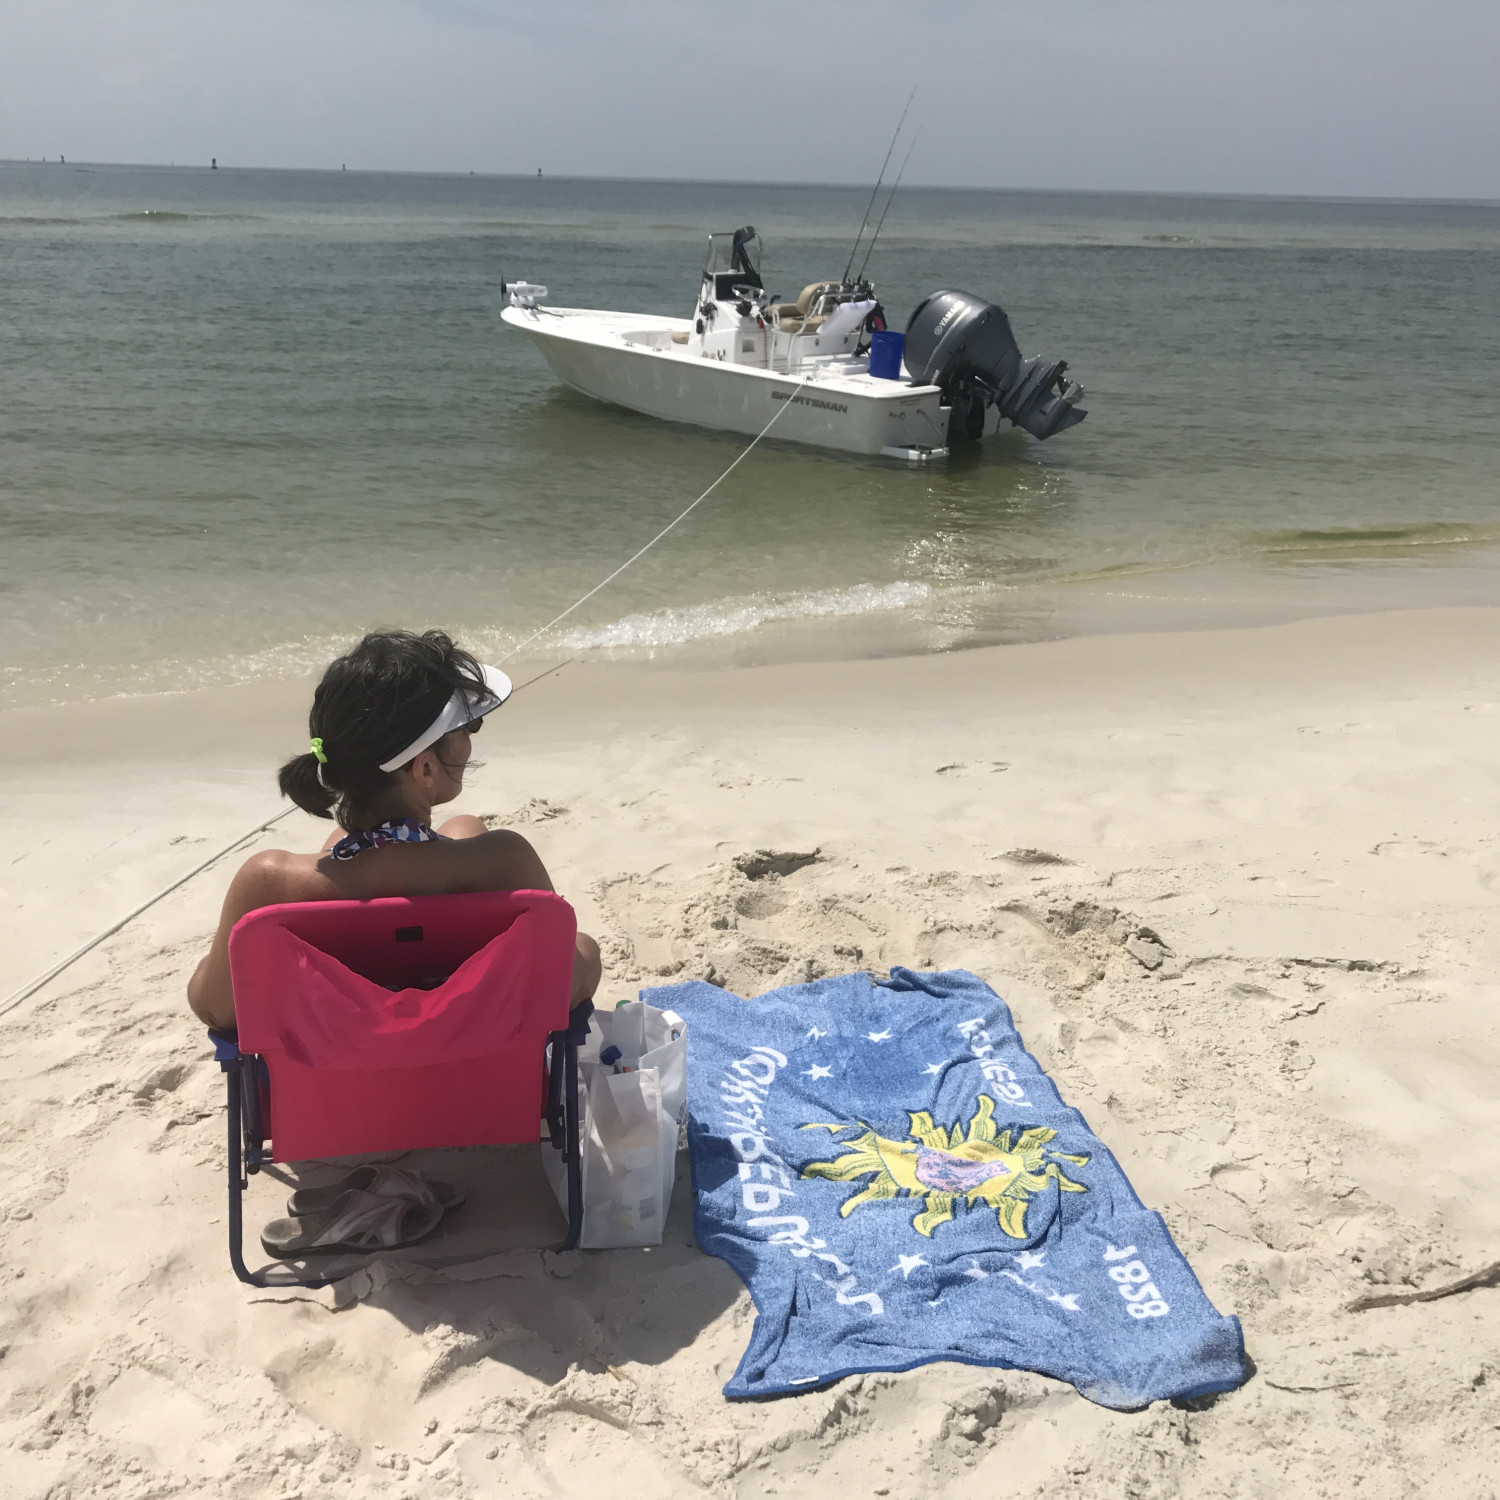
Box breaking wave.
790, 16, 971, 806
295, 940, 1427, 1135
554, 581, 934, 653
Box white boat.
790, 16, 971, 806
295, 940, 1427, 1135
501, 227, 1085, 461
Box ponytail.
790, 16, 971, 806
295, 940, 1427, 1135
277, 751, 338, 820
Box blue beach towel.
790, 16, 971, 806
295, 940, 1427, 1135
646, 968, 1247, 1409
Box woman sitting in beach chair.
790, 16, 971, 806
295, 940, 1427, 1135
186, 628, 601, 1032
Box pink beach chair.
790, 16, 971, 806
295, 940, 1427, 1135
209, 889, 588, 1286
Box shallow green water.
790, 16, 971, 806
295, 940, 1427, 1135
2, 163, 1498, 705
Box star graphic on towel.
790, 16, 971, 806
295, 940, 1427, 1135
804, 1064, 833, 1080
806, 1026, 828, 1040
963, 1260, 989, 1280
891, 1253, 929, 1279
1015, 1249, 1047, 1271
922, 1062, 944, 1076
866, 1029, 893, 1043
1048, 1291, 1081, 1312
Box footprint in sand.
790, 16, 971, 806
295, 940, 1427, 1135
1369, 838, 1447, 858
995, 848, 1074, 866
732, 848, 821, 880
90, 1366, 243, 1480
483, 798, 569, 828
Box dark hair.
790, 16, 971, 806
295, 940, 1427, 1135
278, 629, 487, 830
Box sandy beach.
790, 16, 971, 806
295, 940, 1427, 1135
3, 606, 1499, 1499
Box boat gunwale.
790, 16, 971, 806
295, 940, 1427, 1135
500, 304, 942, 400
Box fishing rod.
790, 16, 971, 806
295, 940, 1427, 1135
841, 85, 917, 284
855, 127, 921, 286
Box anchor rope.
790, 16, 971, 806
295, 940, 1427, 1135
499, 370, 811, 663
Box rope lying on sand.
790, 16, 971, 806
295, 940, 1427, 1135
0, 807, 298, 1019
1346, 1258, 1500, 1312
0, 377, 812, 1019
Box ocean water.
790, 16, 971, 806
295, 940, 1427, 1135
3, 163, 1499, 708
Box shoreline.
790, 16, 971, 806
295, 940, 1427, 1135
7, 542, 1500, 714
562, 542, 1500, 673
3, 605, 1498, 1494
7, 597, 1498, 760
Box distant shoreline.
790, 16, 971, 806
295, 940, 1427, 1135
3, 158, 1498, 209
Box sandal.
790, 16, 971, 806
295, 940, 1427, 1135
285, 1164, 465, 1218
260, 1187, 444, 1259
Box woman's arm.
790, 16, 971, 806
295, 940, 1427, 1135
186, 851, 296, 1031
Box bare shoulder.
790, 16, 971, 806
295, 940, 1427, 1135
468, 828, 551, 881
426, 827, 553, 893
225, 847, 332, 916
471, 826, 543, 861
299, 828, 554, 901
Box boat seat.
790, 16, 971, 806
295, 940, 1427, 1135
671, 331, 690, 344
772, 313, 830, 335
769, 281, 841, 325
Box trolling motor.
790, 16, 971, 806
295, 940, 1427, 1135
904, 289, 1086, 443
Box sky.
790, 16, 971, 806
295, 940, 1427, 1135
2, 0, 1497, 199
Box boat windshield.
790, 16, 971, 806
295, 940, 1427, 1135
703, 227, 763, 288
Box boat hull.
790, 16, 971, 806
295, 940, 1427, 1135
503, 306, 951, 458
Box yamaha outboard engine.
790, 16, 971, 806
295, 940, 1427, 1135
904, 290, 1085, 443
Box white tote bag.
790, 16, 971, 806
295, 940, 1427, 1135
543, 1001, 687, 1249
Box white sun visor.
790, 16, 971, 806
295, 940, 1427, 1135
378, 664, 513, 772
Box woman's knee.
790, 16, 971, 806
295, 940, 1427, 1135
572, 930, 602, 1006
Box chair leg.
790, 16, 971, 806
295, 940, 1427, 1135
544, 1031, 566, 1150
223, 1057, 342, 1289
546, 999, 594, 1154
224, 1062, 264, 1287
561, 1028, 584, 1252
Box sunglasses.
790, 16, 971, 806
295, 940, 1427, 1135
459, 717, 485, 735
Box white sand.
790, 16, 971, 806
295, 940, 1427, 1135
2, 608, 1498, 1498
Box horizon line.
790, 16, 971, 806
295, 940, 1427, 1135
2, 157, 1498, 210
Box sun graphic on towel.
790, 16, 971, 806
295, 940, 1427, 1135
801, 1094, 1089, 1239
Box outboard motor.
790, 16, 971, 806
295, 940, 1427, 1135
904, 289, 1086, 443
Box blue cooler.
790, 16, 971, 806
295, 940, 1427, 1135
868, 329, 905, 381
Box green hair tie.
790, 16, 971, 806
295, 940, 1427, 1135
310, 737, 328, 765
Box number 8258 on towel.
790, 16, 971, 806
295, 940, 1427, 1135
1103, 1244, 1171, 1318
